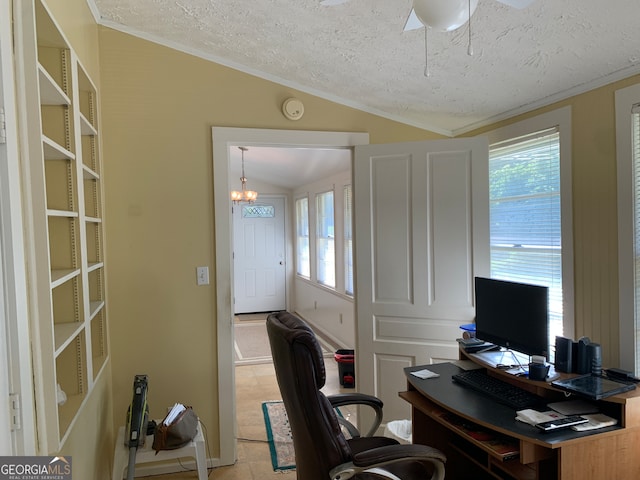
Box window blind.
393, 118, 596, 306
489, 128, 563, 354
631, 104, 640, 370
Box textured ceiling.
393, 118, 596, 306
91, 0, 640, 136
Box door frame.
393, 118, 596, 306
0, 0, 37, 454
212, 127, 368, 465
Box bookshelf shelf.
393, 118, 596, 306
17, 0, 109, 452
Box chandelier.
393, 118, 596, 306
230, 147, 258, 204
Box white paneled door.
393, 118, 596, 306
354, 137, 490, 424
233, 196, 286, 314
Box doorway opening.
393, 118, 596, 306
212, 128, 369, 465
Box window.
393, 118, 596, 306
488, 108, 573, 359
632, 105, 640, 372
316, 191, 335, 288
295, 197, 310, 277
242, 204, 274, 218
344, 185, 353, 296
616, 83, 640, 373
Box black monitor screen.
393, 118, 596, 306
474, 277, 549, 359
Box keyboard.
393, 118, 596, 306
452, 369, 544, 410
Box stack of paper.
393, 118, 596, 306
163, 403, 186, 426
570, 414, 617, 431
410, 369, 440, 379
515, 409, 565, 426
515, 408, 617, 432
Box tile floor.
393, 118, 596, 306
142, 336, 349, 479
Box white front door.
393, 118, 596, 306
354, 137, 490, 424
233, 196, 286, 314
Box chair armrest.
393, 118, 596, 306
327, 393, 383, 437
329, 444, 446, 480
328, 393, 383, 409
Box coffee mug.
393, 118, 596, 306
528, 362, 550, 381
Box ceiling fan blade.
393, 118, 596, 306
495, 0, 536, 9
403, 9, 423, 31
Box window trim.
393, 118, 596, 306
485, 106, 574, 339
615, 83, 640, 371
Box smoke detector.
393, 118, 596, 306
282, 98, 304, 121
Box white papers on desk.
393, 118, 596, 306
515, 409, 565, 426
516, 409, 617, 431
411, 369, 440, 379
163, 403, 186, 426
570, 413, 617, 431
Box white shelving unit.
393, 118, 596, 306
18, 0, 109, 452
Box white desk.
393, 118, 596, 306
112, 420, 207, 480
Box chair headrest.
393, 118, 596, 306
267, 311, 326, 389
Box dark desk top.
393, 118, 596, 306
404, 362, 621, 447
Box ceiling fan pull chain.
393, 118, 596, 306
424, 26, 431, 77
467, 0, 474, 56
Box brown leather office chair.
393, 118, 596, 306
266, 311, 446, 480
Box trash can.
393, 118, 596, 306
383, 419, 412, 444
334, 349, 355, 388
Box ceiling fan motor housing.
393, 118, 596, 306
413, 0, 479, 32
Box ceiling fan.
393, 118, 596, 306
320, 0, 536, 32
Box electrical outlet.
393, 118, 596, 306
196, 266, 209, 286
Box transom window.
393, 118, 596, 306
242, 204, 274, 218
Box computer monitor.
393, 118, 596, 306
474, 277, 549, 359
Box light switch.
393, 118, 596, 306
196, 266, 209, 286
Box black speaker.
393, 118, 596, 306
587, 342, 602, 376
576, 336, 591, 374
554, 336, 574, 373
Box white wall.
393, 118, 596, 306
294, 280, 355, 348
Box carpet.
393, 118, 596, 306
235, 320, 335, 366
262, 400, 296, 471
235, 322, 274, 365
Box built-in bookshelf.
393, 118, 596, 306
19, 0, 108, 452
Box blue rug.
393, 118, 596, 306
262, 401, 296, 471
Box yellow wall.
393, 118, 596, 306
97, 26, 442, 461
57, 364, 113, 479
469, 74, 640, 368
43, 0, 100, 82
33, 1, 640, 475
